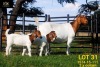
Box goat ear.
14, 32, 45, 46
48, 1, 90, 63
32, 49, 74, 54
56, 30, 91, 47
46, 34, 49, 38
34, 28, 37, 31
46, 34, 50, 41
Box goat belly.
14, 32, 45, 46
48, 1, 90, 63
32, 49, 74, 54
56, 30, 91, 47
52, 38, 67, 43
13, 40, 26, 45
12, 35, 30, 46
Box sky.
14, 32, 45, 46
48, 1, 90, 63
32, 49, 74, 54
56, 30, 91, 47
33, 0, 84, 16
32, 0, 98, 16
8, 0, 100, 25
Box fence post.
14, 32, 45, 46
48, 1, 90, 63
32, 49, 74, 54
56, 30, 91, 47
0, 18, 2, 51
47, 15, 50, 22
91, 14, 95, 53
95, 14, 99, 53
47, 14, 51, 53
67, 14, 69, 23
45, 14, 47, 22
23, 13, 25, 34
22, 13, 26, 50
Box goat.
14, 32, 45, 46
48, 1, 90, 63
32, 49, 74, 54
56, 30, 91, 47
5, 29, 41, 57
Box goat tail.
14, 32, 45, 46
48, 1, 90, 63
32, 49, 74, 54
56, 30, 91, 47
5, 29, 10, 36
34, 17, 39, 30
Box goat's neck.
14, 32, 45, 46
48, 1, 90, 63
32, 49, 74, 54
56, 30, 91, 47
71, 20, 81, 33
29, 35, 34, 43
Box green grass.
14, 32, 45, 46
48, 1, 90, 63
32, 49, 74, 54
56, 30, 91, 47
50, 42, 92, 53
0, 52, 100, 67
1, 42, 99, 67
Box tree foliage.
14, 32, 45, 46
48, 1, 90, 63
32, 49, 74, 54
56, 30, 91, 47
57, 0, 75, 5
9, 0, 44, 17
9, 7, 44, 17
78, 1, 99, 15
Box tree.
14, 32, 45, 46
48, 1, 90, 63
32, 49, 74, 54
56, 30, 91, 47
78, 1, 99, 15
57, 0, 75, 5
0, 8, 8, 35
8, 0, 44, 33
9, 0, 32, 33
2, 8, 7, 34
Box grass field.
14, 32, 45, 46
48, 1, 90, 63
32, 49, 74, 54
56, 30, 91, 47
0, 42, 100, 67
0, 38, 100, 67
0, 52, 100, 67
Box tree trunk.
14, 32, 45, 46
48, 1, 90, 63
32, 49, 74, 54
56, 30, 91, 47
0, 8, 8, 43
2, 8, 7, 36
9, 0, 25, 33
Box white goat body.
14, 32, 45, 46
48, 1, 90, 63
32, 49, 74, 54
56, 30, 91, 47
39, 22, 75, 42
5, 29, 32, 56
38, 22, 75, 55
